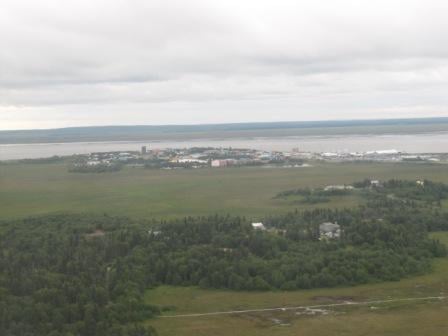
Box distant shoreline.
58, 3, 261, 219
1, 130, 448, 147
1, 117, 448, 145
2, 131, 448, 161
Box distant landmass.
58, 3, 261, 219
1, 117, 448, 144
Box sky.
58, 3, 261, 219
1, 0, 448, 130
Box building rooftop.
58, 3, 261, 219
319, 222, 340, 233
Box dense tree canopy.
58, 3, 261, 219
1, 179, 448, 335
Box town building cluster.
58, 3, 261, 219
71, 145, 447, 171
73, 146, 306, 170
317, 149, 444, 162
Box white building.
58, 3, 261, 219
370, 180, 380, 187
324, 185, 354, 191
321, 152, 339, 158
176, 158, 208, 164
252, 222, 266, 230
319, 222, 341, 240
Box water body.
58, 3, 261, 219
1, 132, 448, 160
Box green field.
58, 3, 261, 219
145, 232, 448, 336
1, 161, 448, 220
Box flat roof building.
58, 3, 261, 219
252, 222, 266, 230
319, 222, 341, 240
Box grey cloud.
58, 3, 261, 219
1, 0, 448, 129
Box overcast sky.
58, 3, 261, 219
1, 0, 448, 130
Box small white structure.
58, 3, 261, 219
148, 230, 162, 236
366, 149, 399, 155
86, 160, 101, 166
370, 180, 380, 187
324, 185, 354, 191
252, 222, 266, 230
319, 222, 341, 240
176, 158, 208, 164
322, 152, 339, 158
416, 180, 425, 186
376, 149, 399, 155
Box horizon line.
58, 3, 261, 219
2, 115, 448, 133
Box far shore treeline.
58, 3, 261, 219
1, 117, 448, 144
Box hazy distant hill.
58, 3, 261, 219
1, 117, 448, 144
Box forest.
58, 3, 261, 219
1, 179, 448, 335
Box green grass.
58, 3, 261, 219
1, 161, 448, 220
3, 160, 448, 334
431, 232, 448, 247
148, 303, 448, 336
146, 232, 448, 335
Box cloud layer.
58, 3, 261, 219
1, 0, 448, 129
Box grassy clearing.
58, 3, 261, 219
1, 161, 448, 220
431, 232, 448, 246
147, 232, 448, 335
147, 303, 448, 336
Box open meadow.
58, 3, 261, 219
1, 161, 448, 220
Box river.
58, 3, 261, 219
1, 132, 448, 160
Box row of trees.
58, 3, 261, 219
68, 163, 123, 173
276, 178, 448, 206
